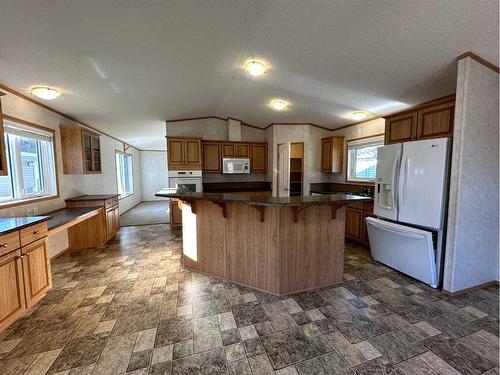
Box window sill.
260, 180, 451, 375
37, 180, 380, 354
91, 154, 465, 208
118, 193, 134, 200
0, 194, 59, 209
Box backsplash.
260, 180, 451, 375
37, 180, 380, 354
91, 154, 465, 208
309, 182, 374, 196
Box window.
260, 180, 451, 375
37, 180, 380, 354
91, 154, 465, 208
116, 152, 133, 197
0, 120, 58, 204
347, 136, 384, 182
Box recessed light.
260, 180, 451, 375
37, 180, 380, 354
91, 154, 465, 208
270, 99, 288, 111
349, 111, 369, 121
30, 86, 61, 100
245, 60, 266, 77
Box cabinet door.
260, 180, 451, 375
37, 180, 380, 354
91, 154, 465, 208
222, 143, 235, 157
168, 138, 185, 164
184, 139, 201, 164
0, 96, 8, 176
113, 206, 120, 232
202, 142, 221, 172
361, 213, 376, 246
21, 239, 51, 308
345, 208, 362, 241
82, 132, 93, 172
385, 112, 417, 144
321, 138, 332, 172
417, 102, 454, 139
250, 144, 267, 173
0, 249, 26, 332
106, 208, 115, 239
236, 143, 249, 157
91, 135, 101, 172
170, 201, 182, 229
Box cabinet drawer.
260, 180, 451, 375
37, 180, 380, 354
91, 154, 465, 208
20, 222, 48, 247
0, 231, 20, 257
363, 201, 374, 213
347, 201, 364, 210
105, 197, 119, 207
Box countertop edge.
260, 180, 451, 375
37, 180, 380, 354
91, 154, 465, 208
0, 216, 51, 236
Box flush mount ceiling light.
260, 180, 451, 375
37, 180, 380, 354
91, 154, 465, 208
270, 99, 288, 111
349, 111, 369, 121
30, 86, 61, 100
245, 60, 266, 77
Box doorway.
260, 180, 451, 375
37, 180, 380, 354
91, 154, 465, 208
277, 142, 304, 197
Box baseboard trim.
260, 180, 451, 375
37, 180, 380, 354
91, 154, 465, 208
442, 280, 499, 296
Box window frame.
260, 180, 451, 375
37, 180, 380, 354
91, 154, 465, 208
115, 150, 134, 199
0, 115, 59, 208
346, 135, 384, 183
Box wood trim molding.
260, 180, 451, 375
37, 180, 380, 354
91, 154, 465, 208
332, 117, 383, 131
0, 83, 140, 151
457, 51, 499, 74
383, 94, 456, 119
3, 114, 56, 135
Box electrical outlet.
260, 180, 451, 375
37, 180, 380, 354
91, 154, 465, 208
26, 207, 33, 216
33, 207, 39, 215
9, 212, 15, 218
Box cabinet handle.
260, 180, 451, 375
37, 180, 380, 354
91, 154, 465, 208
17, 255, 24, 260
33, 230, 40, 234
1, 243, 7, 248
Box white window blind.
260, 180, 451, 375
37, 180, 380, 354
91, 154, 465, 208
116, 152, 133, 197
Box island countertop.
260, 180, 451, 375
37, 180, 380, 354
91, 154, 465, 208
155, 188, 371, 207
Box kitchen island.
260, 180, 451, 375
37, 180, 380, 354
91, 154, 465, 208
156, 189, 370, 295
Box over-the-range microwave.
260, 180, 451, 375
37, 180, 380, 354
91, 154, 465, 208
222, 158, 250, 174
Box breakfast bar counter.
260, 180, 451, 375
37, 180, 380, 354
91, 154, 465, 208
156, 189, 370, 295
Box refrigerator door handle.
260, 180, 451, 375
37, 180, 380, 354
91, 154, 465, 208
367, 219, 425, 240
391, 150, 400, 211
398, 155, 408, 209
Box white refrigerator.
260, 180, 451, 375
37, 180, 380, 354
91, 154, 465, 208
366, 137, 450, 288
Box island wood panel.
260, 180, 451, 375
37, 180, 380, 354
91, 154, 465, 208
279, 205, 345, 294
225, 204, 280, 294
182, 201, 226, 278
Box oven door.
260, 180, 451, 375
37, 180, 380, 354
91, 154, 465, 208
169, 177, 202, 192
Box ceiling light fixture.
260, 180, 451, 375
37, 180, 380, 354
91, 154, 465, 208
349, 111, 369, 121
270, 99, 288, 111
30, 86, 61, 100
245, 60, 266, 77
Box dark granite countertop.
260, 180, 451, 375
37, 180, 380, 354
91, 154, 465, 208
155, 188, 370, 207
203, 181, 272, 193
47, 207, 103, 231
65, 194, 119, 202
0, 216, 51, 235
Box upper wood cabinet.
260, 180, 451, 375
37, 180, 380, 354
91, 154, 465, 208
321, 136, 344, 173
60, 126, 102, 174
385, 112, 417, 144
222, 142, 250, 158
202, 140, 267, 173
202, 142, 221, 173
384, 96, 455, 144
250, 143, 267, 173
0, 93, 8, 176
167, 137, 202, 170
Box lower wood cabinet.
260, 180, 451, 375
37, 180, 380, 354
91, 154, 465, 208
0, 222, 51, 333
0, 249, 25, 333
106, 205, 120, 241
170, 200, 182, 230
21, 238, 52, 307
345, 201, 374, 246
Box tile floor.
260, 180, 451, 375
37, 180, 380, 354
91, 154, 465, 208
0, 224, 498, 375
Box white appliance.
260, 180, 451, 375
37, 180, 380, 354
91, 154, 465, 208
168, 170, 203, 192
366, 137, 450, 288
222, 158, 250, 174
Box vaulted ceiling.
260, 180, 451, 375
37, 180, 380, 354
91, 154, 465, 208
0, 1, 498, 149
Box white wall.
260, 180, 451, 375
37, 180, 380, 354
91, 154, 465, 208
0, 90, 142, 256
443, 57, 499, 293
166, 118, 229, 140
330, 118, 385, 183
140, 151, 168, 200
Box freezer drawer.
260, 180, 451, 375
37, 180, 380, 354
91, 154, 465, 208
365, 217, 438, 288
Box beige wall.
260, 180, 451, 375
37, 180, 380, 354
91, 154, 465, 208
140, 151, 168, 201
330, 118, 385, 183
444, 57, 499, 292
0, 91, 142, 257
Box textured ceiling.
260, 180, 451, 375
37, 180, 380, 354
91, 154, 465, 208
0, 0, 498, 150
